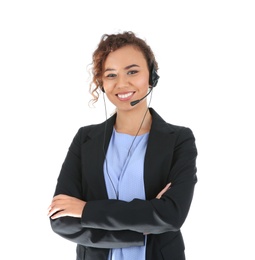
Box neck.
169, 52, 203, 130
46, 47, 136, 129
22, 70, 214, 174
115, 107, 152, 136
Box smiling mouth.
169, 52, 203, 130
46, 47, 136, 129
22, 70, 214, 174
117, 92, 135, 100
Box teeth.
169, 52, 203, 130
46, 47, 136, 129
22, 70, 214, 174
118, 92, 133, 99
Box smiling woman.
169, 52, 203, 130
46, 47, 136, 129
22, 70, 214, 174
102, 46, 150, 114
48, 31, 198, 260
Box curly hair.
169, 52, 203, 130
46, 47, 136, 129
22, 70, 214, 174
89, 31, 158, 104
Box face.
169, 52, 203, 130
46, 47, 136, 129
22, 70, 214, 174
102, 45, 150, 110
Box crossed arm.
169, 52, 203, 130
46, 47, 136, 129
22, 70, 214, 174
48, 183, 171, 219
48, 126, 197, 248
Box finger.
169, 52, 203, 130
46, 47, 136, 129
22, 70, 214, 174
49, 209, 66, 219
49, 195, 74, 212
47, 201, 67, 217
51, 194, 69, 202
156, 190, 164, 199
47, 206, 63, 217
165, 182, 171, 190
156, 183, 171, 199
160, 183, 171, 194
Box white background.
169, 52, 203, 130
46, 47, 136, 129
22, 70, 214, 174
0, 0, 254, 259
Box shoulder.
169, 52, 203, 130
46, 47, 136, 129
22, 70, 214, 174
74, 122, 105, 142
150, 107, 195, 138
73, 113, 116, 143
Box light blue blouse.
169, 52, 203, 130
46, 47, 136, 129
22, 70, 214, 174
104, 128, 149, 260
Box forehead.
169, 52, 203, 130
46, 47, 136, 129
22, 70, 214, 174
104, 45, 147, 68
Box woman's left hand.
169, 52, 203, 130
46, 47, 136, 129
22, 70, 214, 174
48, 194, 86, 219
156, 183, 171, 199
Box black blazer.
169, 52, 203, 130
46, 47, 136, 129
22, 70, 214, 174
50, 108, 198, 260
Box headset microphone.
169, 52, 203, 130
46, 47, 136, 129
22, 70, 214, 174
130, 65, 159, 106
130, 87, 153, 106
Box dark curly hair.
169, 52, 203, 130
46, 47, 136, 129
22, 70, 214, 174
89, 31, 158, 104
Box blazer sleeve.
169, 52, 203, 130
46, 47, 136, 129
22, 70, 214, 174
50, 128, 144, 248
81, 127, 198, 234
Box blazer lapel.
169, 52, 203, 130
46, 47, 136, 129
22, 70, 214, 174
81, 114, 116, 200
144, 108, 176, 199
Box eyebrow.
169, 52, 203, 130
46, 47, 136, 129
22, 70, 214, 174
104, 64, 140, 73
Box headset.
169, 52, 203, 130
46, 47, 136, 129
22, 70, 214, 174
149, 64, 160, 88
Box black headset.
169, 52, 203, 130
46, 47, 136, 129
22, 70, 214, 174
149, 64, 160, 88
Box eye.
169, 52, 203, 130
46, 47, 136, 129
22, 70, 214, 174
105, 73, 117, 78
127, 70, 138, 75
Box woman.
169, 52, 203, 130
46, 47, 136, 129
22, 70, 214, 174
48, 31, 198, 260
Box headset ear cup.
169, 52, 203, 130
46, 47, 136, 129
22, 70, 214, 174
149, 66, 160, 87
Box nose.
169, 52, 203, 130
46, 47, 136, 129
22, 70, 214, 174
116, 74, 129, 89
